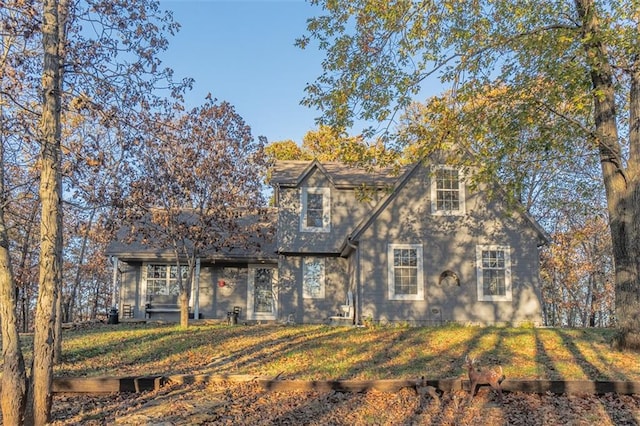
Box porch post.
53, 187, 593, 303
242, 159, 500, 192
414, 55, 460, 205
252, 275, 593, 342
193, 257, 201, 319
111, 256, 118, 309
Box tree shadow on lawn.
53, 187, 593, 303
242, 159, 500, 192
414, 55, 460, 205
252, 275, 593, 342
58, 325, 217, 376
43, 325, 640, 425
555, 328, 640, 426
334, 325, 519, 386
535, 328, 640, 426
199, 324, 349, 377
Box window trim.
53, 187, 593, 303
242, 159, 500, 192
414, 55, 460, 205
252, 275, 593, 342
142, 263, 188, 299
300, 187, 331, 232
302, 257, 326, 299
476, 245, 512, 302
388, 244, 424, 301
430, 165, 466, 216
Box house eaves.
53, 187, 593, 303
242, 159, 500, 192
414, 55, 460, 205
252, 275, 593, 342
106, 208, 279, 264
271, 160, 402, 190
273, 159, 335, 188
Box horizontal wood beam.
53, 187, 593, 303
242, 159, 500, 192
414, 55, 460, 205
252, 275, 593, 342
52, 376, 164, 394
500, 379, 640, 395
258, 378, 422, 393
41, 375, 640, 395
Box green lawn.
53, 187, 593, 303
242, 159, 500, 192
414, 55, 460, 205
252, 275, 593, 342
40, 322, 639, 382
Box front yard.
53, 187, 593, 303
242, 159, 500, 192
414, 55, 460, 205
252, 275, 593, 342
53, 322, 639, 382
7, 322, 640, 424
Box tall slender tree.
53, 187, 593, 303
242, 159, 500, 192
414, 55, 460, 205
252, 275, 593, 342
1, 0, 189, 422
25, 0, 64, 423
0, 122, 28, 426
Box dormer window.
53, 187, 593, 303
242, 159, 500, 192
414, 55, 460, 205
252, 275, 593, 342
431, 166, 465, 215
300, 187, 330, 232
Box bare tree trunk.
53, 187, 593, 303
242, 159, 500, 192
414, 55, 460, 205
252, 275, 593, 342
614, 67, 640, 347
179, 257, 192, 329
65, 208, 96, 323
0, 216, 27, 426
180, 288, 189, 328
15, 203, 38, 333
25, 0, 64, 423
52, 0, 68, 369
576, 0, 640, 348
91, 281, 100, 320
54, 287, 63, 363
0, 122, 28, 425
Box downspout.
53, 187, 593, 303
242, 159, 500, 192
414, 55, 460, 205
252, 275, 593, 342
110, 256, 118, 309
347, 240, 361, 325
194, 257, 201, 319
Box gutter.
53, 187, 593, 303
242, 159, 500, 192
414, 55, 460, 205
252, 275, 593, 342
346, 239, 361, 326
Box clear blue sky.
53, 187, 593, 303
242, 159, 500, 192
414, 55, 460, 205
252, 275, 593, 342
158, 0, 326, 144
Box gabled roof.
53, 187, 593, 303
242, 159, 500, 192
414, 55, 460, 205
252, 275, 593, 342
340, 160, 551, 255
270, 159, 402, 189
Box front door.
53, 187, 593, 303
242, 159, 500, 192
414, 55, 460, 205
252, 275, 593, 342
247, 265, 277, 320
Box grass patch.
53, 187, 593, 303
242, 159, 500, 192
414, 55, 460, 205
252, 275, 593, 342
10, 323, 639, 382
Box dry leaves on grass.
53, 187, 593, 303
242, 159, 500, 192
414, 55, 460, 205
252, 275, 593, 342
49, 381, 640, 425
50, 324, 640, 383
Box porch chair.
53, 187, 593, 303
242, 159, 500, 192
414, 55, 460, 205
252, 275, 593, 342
227, 306, 242, 325
121, 304, 134, 319
339, 290, 354, 319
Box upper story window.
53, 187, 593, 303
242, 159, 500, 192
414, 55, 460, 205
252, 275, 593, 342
387, 244, 424, 301
476, 245, 512, 301
300, 187, 331, 232
430, 166, 465, 215
303, 257, 325, 299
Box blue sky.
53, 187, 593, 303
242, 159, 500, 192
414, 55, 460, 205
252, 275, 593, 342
158, 0, 327, 144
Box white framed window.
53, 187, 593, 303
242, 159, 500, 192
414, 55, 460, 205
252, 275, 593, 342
300, 187, 331, 232
143, 263, 188, 297
388, 244, 424, 301
303, 257, 325, 299
430, 165, 465, 215
476, 245, 512, 301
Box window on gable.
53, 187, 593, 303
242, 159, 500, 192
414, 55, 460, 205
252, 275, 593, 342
431, 166, 465, 215
303, 257, 325, 299
300, 187, 330, 232
476, 245, 512, 301
388, 244, 424, 301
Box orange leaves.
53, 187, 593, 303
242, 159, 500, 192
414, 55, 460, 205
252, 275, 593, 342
541, 215, 614, 327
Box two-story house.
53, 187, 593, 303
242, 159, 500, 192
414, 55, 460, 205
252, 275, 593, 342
107, 156, 548, 325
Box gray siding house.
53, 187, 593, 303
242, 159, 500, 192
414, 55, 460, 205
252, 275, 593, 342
107, 157, 548, 326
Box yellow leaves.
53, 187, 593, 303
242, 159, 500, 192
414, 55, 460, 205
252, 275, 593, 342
69, 93, 89, 111
85, 152, 103, 168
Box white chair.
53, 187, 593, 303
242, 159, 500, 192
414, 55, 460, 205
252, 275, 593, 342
339, 290, 354, 319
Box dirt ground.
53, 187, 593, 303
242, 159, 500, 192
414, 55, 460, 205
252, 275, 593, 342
50, 380, 640, 425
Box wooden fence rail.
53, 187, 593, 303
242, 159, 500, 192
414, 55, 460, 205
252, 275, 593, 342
45, 374, 640, 396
